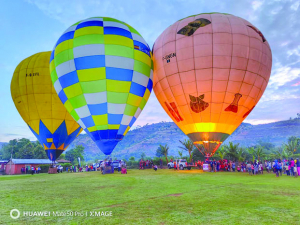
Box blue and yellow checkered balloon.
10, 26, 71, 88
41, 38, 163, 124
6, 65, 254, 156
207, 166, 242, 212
50, 17, 153, 155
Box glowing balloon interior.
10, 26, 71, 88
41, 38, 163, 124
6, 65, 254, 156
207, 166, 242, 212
50, 17, 153, 155
152, 13, 272, 157
11, 52, 82, 161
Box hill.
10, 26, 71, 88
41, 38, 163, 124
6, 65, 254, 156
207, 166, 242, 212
69, 118, 300, 160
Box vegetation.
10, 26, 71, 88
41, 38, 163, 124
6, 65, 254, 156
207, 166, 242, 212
156, 144, 169, 163
0, 139, 47, 160
1, 170, 300, 224
179, 139, 196, 162
65, 145, 85, 164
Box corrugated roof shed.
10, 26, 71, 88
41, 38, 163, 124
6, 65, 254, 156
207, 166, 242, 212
10, 159, 57, 164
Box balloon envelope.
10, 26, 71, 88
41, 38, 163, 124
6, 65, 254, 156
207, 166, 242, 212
11, 52, 82, 161
50, 17, 153, 155
152, 13, 272, 157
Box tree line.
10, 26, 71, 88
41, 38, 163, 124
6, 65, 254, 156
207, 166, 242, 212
155, 136, 300, 163
0, 138, 85, 164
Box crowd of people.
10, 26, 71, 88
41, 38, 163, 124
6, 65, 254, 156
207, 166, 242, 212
139, 159, 154, 170
21, 166, 41, 175
200, 158, 300, 177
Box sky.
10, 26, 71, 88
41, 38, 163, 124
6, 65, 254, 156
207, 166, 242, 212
0, 0, 299, 142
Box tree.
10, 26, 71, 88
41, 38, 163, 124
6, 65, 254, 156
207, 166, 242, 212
156, 146, 163, 158
224, 142, 240, 162
237, 148, 246, 164
157, 144, 169, 163
271, 147, 289, 160
248, 146, 266, 162
1, 139, 47, 160
140, 152, 146, 160
65, 145, 84, 164
178, 150, 183, 158
129, 156, 135, 161
179, 139, 195, 162
32, 143, 47, 159
58, 154, 66, 160
216, 146, 227, 160
284, 139, 300, 156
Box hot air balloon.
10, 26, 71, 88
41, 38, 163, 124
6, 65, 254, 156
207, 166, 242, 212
50, 17, 153, 155
11, 52, 82, 161
152, 13, 272, 157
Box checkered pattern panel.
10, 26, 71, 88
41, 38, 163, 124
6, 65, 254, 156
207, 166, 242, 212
50, 17, 153, 155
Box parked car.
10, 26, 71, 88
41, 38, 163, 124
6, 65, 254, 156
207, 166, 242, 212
167, 159, 188, 170
112, 160, 126, 169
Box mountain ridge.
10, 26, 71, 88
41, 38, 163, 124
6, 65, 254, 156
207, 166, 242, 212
69, 118, 300, 160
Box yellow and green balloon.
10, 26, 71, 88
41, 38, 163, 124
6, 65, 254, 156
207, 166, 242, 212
50, 17, 153, 155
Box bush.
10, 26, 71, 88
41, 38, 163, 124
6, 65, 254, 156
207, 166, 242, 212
39, 165, 50, 173
60, 163, 72, 168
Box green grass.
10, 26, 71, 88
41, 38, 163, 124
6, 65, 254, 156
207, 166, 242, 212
1, 169, 300, 225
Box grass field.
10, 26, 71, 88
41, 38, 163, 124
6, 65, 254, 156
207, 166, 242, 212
1, 169, 300, 225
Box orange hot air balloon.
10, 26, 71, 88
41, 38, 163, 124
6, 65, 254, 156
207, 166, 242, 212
152, 13, 272, 157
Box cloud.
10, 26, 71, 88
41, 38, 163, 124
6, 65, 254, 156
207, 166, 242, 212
292, 81, 300, 86
268, 65, 300, 88
244, 119, 278, 125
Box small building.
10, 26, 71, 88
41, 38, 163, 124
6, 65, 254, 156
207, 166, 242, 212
0, 160, 9, 175
5, 159, 56, 175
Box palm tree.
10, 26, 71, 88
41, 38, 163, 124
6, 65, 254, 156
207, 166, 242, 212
224, 142, 239, 162
284, 139, 300, 156
237, 148, 245, 164
178, 150, 183, 158
179, 139, 195, 162
271, 147, 289, 160
248, 146, 266, 162
216, 146, 227, 160
159, 144, 169, 163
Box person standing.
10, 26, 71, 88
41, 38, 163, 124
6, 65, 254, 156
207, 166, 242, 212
296, 158, 300, 176
232, 162, 235, 172
290, 158, 295, 176
294, 164, 298, 178
31, 166, 35, 175
118, 161, 121, 172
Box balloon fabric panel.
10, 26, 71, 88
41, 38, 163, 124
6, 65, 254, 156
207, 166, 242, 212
152, 13, 272, 156
50, 17, 153, 155
11, 52, 82, 161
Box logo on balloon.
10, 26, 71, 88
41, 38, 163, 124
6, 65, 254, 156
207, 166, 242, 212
225, 93, 242, 113
189, 94, 209, 113
165, 102, 183, 122
177, 18, 211, 36
26, 73, 39, 77
162, 53, 176, 63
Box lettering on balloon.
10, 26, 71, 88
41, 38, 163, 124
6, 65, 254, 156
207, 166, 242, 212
189, 94, 209, 113
247, 25, 266, 42
225, 93, 242, 113
164, 102, 183, 122
243, 106, 255, 118
177, 18, 211, 36
26, 73, 39, 77
162, 53, 176, 63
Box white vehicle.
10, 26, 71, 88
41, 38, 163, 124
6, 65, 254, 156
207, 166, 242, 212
167, 159, 189, 170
